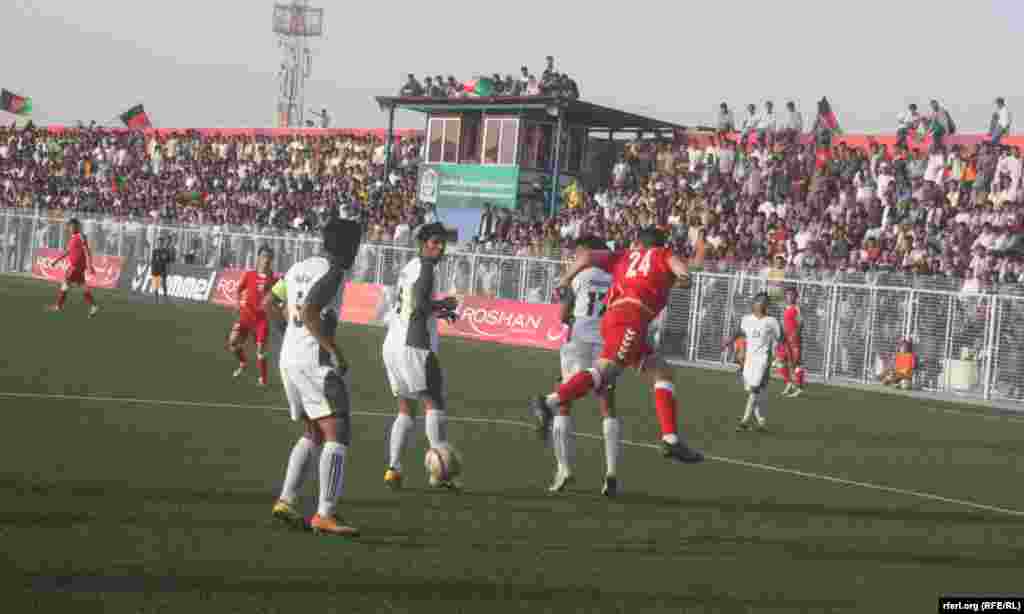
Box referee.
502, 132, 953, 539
150, 237, 172, 304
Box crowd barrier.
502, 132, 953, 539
5, 209, 1022, 409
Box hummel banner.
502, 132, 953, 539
120, 259, 217, 303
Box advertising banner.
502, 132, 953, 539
338, 282, 565, 351
119, 258, 218, 303
211, 268, 244, 308
208, 279, 566, 352
417, 164, 520, 210
339, 282, 394, 326
439, 294, 566, 351
31, 248, 124, 289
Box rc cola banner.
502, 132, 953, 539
31, 248, 124, 289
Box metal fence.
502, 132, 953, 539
4, 208, 1022, 407
0, 209, 571, 304
656, 273, 1024, 406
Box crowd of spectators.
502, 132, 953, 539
397, 56, 580, 99
544, 133, 1024, 290
0, 123, 426, 235
3, 93, 1024, 290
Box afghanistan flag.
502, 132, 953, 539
1, 89, 32, 116
120, 104, 152, 129
818, 97, 841, 134
462, 77, 495, 97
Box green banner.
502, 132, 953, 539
417, 164, 519, 209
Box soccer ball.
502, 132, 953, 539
424, 446, 462, 486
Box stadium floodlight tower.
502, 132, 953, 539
273, 0, 323, 128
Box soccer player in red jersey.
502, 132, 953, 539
779, 287, 805, 397
48, 218, 100, 318
227, 246, 281, 386
531, 227, 704, 464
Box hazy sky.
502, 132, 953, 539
3, 0, 1022, 132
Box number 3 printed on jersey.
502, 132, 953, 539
625, 250, 654, 278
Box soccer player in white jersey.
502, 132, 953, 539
549, 236, 622, 497
723, 291, 782, 432
383, 223, 460, 490
263, 218, 363, 537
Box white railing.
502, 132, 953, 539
3, 208, 1021, 407
656, 273, 1024, 406
0, 209, 570, 304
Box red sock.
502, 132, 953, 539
83, 290, 94, 306
654, 382, 678, 436
778, 366, 791, 384
557, 370, 595, 404
258, 357, 268, 381
56, 289, 68, 308
794, 367, 805, 386
235, 348, 247, 366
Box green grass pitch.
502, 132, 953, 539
0, 275, 1022, 613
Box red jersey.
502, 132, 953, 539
600, 247, 676, 317
67, 233, 86, 268
238, 270, 280, 320
783, 304, 801, 336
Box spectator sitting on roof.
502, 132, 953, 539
399, 74, 424, 97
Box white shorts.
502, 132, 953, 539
383, 343, 444, 401
560, 340, 603, 381
743, 356, 772, 393
280, 363, 337, 421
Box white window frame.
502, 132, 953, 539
482, 116, 520, 167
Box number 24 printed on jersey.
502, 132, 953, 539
625, 250, 654, 278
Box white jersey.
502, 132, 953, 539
740, 313, 782, 363
384, 257, 440, 353
277, 256, 347, 367
567, 267, 613, 344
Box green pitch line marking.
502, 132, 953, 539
1, 390, 1022, 519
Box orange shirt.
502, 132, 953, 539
734, 337, 747, 364
894, 352, 916, 376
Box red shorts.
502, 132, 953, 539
232, 314, 270, 346
600, 304, 654, 368
64, 266, 86, 285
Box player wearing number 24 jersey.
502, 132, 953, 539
530, 227, 705, 468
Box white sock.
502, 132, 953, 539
742, 393, 757, 422
602, 417, 621, 477
754, 397, 766, 423
317, 441, 347, 518
425, 410, 447, 450
279, 437, 318, 504
388, 413, 414, 471
552, 415, 575, 474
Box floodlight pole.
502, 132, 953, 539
274, 0, 323, 128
